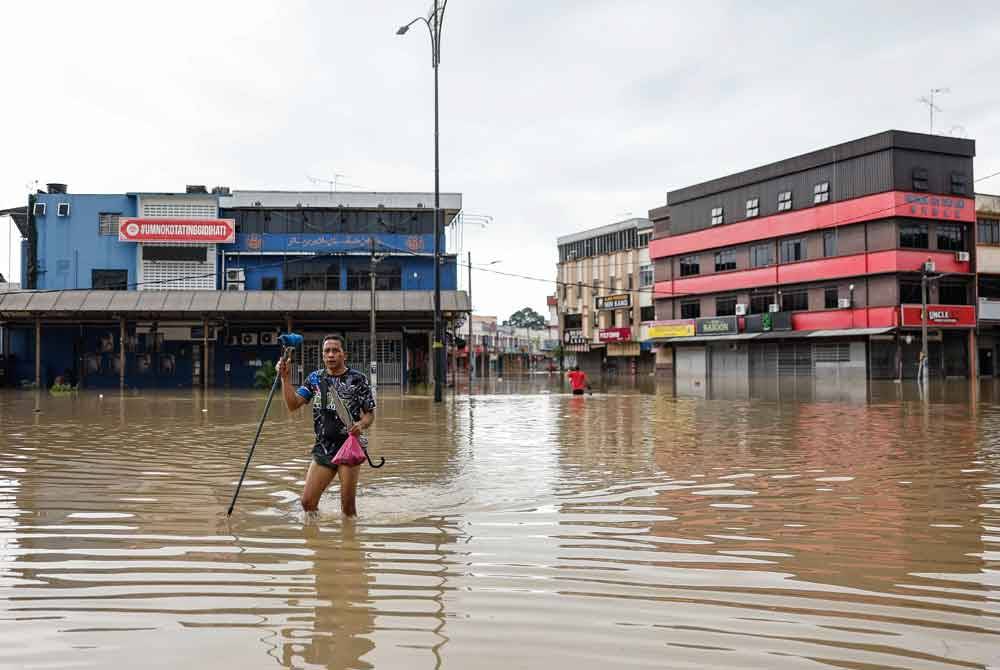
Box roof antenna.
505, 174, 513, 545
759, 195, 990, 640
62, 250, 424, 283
917, 87, 949, 135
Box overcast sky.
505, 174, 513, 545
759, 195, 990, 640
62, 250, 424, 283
2, 1, 999, 317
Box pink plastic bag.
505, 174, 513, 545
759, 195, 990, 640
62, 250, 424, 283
331, 434, 366, 467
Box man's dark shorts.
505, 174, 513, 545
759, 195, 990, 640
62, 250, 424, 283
572, 389, 585, 396
312, 441, 341, 470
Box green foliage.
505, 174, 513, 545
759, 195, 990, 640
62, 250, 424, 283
254, 361, 277, 389
49, 383, 76, 394
503, 307, 546, 329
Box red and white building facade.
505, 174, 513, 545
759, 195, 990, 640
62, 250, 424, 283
648, 131, 977, 395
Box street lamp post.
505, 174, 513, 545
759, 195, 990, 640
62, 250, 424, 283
398, 0, 448, 402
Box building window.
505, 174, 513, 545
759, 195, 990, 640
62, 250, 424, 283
746, 197, 759, 218
823, 230, 837, 257
937, 223, 965, 252
939, 282, 967, 305
951, 172, 968, 196
711, 207, 724, 226
680, 300, 700, 319
142, 246, 207, 262
900, 280, 922, 304
750, 243, 773, 268
716, 296, 737, 316
564, 313, 582, 330
899, 222, 929, 249
98, 212, 120, 236
714, 249, 736, 272
980, 218, 1000, 245
639, 263, 654, 287
750, 294, 774, 314
640, 305, 655, 322
261, 276, 278, 290
824, 287, 839, 309
285, 259, 341, 290
781, 290, 808, 312
912, 167, 929, 192
679, 255, 700, 277
813, 182, 830, 204
778, 190, 792, 212
779, 237, 806, 263
92, 269, 127, 290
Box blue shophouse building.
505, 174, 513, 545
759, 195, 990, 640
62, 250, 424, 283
0, 184, 467, 389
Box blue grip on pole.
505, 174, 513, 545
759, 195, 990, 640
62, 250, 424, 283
278, 333, 303, 347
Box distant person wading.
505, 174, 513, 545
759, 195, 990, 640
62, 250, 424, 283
567, 365, 591, 396
277, 334, 376, 517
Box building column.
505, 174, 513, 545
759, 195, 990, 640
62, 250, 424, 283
34, 317, 40, 388
969, 328, 978, 379
203, 318, 209, 394
428, 330, 434, 387
120, 318, 126, 391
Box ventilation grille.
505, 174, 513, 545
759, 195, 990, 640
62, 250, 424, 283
141, 203, 216, 218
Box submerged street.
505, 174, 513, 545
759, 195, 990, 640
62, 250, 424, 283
1, 379, 998, 669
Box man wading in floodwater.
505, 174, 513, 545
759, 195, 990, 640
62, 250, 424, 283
277, 334, 375, 517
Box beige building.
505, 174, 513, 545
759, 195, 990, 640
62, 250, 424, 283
977, 193, 1000, 375
556, 217, 654, 374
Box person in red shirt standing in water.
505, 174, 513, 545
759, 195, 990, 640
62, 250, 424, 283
567, 365, 591, 396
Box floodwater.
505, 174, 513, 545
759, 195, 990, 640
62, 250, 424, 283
1, 377, 998, 669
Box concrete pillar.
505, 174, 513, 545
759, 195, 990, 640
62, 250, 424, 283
428, 331, 434, 386
203, 318, 209, 394
34, 317, 40, 388
120, 318, 126, 390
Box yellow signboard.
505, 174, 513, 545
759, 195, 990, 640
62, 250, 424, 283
647, 323, 695, 339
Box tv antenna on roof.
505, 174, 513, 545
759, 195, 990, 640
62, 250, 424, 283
917, 87, 949, 135
307, 173, 347, 193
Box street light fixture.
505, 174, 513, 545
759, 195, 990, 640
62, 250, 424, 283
397, 0, 448, 402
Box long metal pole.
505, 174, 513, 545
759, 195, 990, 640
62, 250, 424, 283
921, 272, 929, 385
370, 237, 378, 397
227, 348, 289, 516
433, 56, 443, 402
468, 250, 473, 389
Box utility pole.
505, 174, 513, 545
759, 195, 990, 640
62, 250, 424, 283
369, 237, 382, 397
921, 266, 929, 386
468, 251, 473, 389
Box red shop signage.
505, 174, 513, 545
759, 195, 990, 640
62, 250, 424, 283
119, 218, 236, 243
598, 327, 632, 343
900, 304, 976, 328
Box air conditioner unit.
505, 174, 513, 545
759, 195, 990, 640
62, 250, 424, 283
226, 281, 245, 291
32, 202, 46, 216
259, 332, 278, 346
955, 251, 970, 262
838, 298, 851, 309
768, 303, 779, 313
734, 303, 747, 316
57, 202, 70, 217
240, 332, 258, 346
227, 335, 239, 346
226, 268, 245, 283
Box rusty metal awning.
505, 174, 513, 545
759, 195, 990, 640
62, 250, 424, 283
0, 289, 470, 320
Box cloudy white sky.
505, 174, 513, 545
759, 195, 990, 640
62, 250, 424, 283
2, 1, 999, 318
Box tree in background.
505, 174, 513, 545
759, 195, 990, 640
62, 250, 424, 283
504, 307, 546, 329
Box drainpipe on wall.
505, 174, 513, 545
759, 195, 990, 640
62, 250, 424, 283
26, 193, 38, 289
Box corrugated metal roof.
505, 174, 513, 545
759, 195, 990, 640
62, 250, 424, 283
0, 290, 469, 316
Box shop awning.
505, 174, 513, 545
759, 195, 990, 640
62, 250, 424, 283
753, 330, 815, 340
807, 327, 895, 338
0, 289, 470, 320
665, 333, 761, 343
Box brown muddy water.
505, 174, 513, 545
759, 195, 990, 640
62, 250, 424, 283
0, 378, 998, 669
